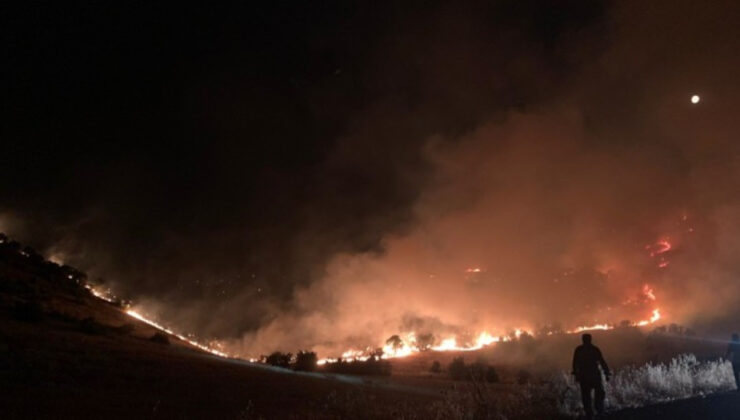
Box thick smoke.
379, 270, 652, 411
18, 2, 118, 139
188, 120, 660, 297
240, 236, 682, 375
3, 1, 740, 357
228, 1, 740, 356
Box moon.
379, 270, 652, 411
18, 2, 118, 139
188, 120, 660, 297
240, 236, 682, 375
691, 94, 700, 104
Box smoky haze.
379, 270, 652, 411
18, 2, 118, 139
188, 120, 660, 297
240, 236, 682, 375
2, 1, 739, 357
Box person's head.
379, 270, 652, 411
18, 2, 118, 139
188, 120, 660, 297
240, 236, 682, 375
582, 334, 592, 345
732, 333, 739, 342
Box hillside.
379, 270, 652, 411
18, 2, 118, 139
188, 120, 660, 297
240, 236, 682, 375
1, 234, 735, 419
0, 236, 433, 419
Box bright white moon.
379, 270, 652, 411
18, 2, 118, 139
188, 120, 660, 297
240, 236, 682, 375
691, 94, 700, 104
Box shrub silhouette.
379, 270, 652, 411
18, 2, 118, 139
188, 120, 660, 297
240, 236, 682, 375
448, 357, 467, 380
114, 323, 136, 335
430, 360, 442, 374
265, 351, 292, 368
150, 332, 170, 344
324, 357, 391, 376
294, 351, 318, 371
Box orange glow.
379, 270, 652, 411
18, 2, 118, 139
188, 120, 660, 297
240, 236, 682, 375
84, 281, 663, 366
126, 309, 229, 357
83, 283, 228, 358
648, 239, 672, 257
643, 284, 656, 301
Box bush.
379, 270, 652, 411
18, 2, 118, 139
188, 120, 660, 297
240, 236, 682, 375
294, 350, 318, 372
114, 323, 136, 335
150, 332, 170, 344
265, 351, 292, 368
554, 353, 736, 416
430, 360, 442, 374
466, 362, 500, 384
486, 366, 500, 383
448, 357, 467, 380
324, 357, 392, 376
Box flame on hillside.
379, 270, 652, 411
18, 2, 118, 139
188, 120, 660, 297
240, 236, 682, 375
83, 278, 662, 366
315, 308, 662, 365
83, 284, 229, 358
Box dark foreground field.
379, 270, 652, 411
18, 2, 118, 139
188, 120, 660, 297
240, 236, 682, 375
607, 391, 740, 420
0, 242, 439, 419
1, 315, 435, 419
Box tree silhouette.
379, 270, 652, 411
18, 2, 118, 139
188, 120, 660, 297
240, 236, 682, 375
386, 335, 403, 350
294, 350, 318, 371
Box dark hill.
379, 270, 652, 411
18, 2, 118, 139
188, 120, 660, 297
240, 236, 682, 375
0, 234, 431, 419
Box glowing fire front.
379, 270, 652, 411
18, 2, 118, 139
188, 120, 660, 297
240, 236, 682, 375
316, 309, 662, 365
83, 282, 662, 366
83, 284, 229, 358
125, 309, 229, 357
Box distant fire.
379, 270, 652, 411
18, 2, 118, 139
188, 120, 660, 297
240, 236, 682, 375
84, 274, 662, 366
316, 309, 662, 365
84, 278, 663, 366
643, 284, 656, 301
125, 310, 229, 357
83, 283, 229, 358
647, 239, 672, 268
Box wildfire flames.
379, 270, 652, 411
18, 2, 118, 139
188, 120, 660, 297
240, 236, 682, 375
83, 234, 673, 364
647, 239, 673, 268
316, 308, 662, 365
84, 284, 229, 357
85, 279, 662, 365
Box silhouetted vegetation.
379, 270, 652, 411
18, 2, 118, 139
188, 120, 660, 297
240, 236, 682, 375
536, 323, 564, 336
323, 356, 391, 376
449, 356, 467, 380
651, 323, 696, 337
416, 333, 435, 350
448, 357, 500, 383
486, 366, 500, 383
385, 334, 403, 350
469, 362, 501, 383
264, 351, 292, 368
294, 350, 318, 372
430, 360, 442, 373
150, 332, 170, 344
114, 323, 136, 335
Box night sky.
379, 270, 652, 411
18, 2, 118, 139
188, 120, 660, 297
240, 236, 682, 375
3, 1, 740, 355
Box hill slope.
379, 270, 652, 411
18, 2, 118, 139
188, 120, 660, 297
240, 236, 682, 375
0, 237, 432, 419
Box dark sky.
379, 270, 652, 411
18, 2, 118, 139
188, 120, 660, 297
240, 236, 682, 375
3, 1, 740, 355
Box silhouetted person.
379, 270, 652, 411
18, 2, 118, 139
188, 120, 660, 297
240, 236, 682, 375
726, 333, 740, 389
572, 333, 610, 419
